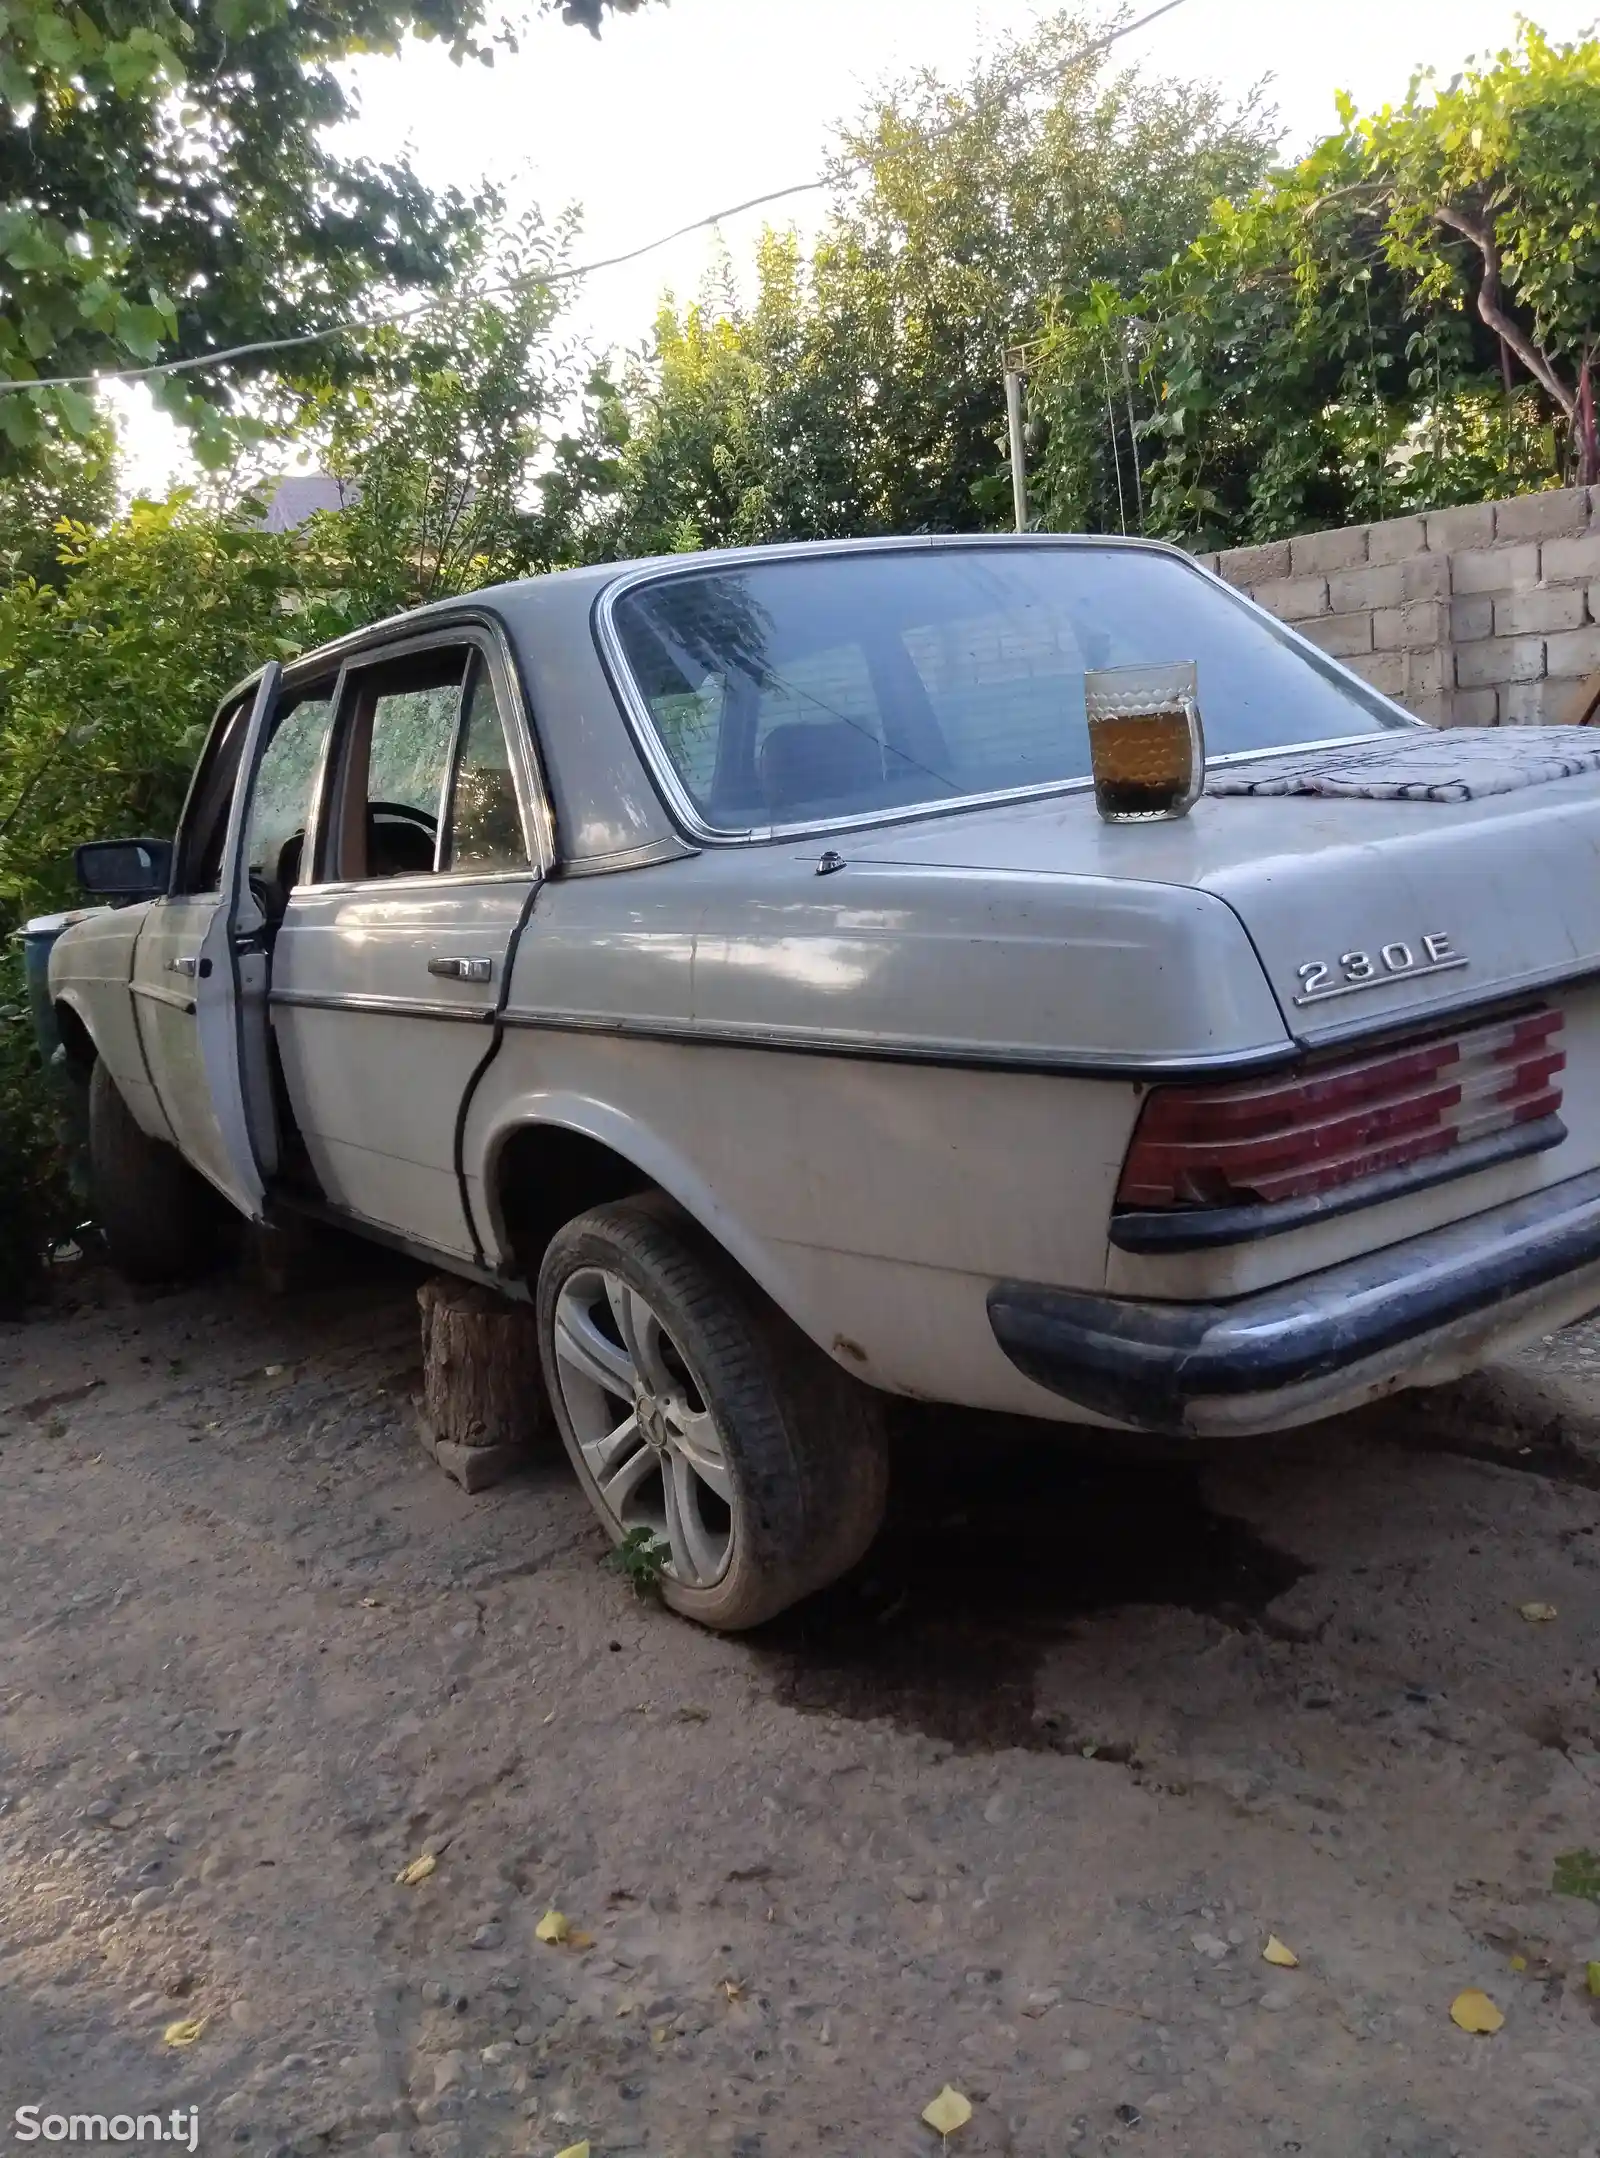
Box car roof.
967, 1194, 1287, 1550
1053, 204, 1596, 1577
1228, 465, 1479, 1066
285, 530, 1187, 670
258, 533, 1197, 866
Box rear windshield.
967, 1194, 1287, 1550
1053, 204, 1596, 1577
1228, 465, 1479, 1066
607, 544, 1409, 832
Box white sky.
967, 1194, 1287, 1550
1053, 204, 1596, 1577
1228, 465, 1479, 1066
113, 0, 1600, 495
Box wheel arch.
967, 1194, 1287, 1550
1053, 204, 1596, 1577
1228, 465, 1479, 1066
53, 993, 99, 1074
481, 1097, 808, 1325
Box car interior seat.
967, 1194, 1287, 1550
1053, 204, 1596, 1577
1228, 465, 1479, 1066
366, 809, 436, 878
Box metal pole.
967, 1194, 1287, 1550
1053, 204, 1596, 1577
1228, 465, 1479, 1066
1004, 366, 1028, 533
1102, 352, 1127, 536
1121, 335, 1144, 529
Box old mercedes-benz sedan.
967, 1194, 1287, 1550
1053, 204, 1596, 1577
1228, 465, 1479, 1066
48, 534, 1600, 1624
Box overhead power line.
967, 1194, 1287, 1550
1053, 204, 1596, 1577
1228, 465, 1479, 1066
1, 0, 1191, 398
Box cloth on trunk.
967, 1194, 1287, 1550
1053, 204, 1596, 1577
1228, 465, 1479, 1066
1206, 725, 1600, 804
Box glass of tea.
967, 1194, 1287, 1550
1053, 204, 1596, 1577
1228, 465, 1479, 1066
1083, 661, 1205, 822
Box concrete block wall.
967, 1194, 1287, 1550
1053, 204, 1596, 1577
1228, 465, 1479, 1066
1192, 487, 1600, 725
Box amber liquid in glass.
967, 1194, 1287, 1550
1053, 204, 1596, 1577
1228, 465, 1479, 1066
1089, 707, 1195, 819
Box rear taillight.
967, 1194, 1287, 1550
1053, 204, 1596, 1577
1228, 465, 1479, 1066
1117, 1007, 1564, 1212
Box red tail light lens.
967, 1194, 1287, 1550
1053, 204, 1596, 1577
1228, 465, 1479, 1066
1118, 1007, 1564, 1211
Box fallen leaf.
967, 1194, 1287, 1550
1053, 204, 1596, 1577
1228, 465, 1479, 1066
553, 2144, 590, 2158
360, 1596, 382, 1609
1262, 1935, 1299, 1968
1588, 1962, 1600, 1999
536, 1908, 570, 1944
1509, 1953, 1527, 1973
395, 1854, 436, 1887
1519, 1601, 1558, 1622
721, 1977, 744, 2001
1449, 1989, 1504, 2035
162, 2017, 206, 2047
922, 2085, 973, 2138
567, 1929, 595, 1950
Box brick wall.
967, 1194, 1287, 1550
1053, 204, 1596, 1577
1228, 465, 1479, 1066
1192, 487, 1600, 726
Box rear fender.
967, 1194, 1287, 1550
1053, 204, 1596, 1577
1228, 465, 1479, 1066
478, 1091, 810, 1324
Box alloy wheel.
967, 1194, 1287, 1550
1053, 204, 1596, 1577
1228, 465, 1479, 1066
550, 1264, 734, 1586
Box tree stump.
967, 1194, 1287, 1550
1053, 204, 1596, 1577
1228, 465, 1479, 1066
415, 1276, 555, 1492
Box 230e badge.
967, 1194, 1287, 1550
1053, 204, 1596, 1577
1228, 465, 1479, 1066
1294, 932, 1468, 1006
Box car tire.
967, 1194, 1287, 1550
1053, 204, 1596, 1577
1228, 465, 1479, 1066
88, 1060, 228, 1283
537, 1194, 889, 1630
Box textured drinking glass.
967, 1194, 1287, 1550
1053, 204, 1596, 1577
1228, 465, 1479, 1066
1084, 661, 1205, 821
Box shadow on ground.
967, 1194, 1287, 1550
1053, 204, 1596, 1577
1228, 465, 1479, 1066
755, 1410, 1307, 1752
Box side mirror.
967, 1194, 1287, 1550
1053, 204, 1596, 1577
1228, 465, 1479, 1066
73, 838, 172, 901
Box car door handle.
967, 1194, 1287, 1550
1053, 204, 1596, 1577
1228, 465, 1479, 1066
167, 954, 201, 977
427, 955, 494, 984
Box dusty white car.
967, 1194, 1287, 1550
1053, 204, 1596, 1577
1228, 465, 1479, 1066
49, 535, 1600, 1625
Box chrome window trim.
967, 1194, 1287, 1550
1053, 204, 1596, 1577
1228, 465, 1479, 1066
556, 834, 699, 877
282, 866, 539, 904
591, 535, 1423, 849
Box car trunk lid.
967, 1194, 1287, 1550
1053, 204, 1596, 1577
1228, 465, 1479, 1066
844, 766, 1600, 1046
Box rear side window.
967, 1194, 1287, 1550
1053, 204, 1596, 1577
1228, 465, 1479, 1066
322, 648, 468, 883
367, 683, 459, 822
445, 663, 529, 874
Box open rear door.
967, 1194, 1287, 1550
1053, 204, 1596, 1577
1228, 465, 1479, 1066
191, 662, 283, 1221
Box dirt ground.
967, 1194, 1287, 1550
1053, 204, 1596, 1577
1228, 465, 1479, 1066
4, 1252, 1600, 2158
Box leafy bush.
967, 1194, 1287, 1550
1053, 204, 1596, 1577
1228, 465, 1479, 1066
1030, 26, 1600, 545
0, 944, 72, 1313
0, 496, 352, 1300
0, 495, 350, 925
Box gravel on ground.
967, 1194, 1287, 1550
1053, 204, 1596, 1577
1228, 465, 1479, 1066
3, 1254, 1600, 2157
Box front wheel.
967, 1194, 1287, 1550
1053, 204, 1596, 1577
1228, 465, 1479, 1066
88, 1061, 228, 1283
537, 1196, 888, 1630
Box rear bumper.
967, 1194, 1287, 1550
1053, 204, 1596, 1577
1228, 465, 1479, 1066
988, 1165, 1600, 1437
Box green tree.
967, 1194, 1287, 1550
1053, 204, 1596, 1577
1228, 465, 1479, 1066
0, 495, 347, 925
0, 412, 118, 583
0, 491, 352, 1303
1359, 25, 1600, 478
605, 7, 1274, 552
603, 255, 783, 556
302, 207, 613, 616
1030, 22, 1600, 546
0, 0, 650, 476
0, 939, 69, 1311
